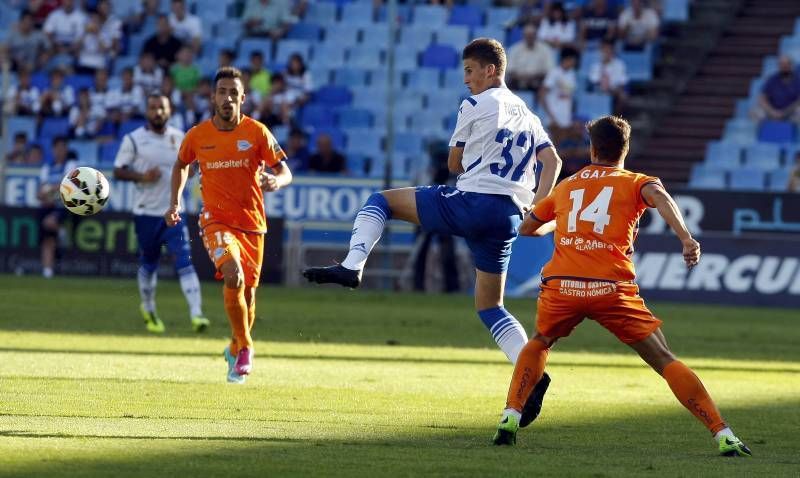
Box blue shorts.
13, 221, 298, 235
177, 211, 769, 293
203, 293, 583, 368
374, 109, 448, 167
415, 185, 522, 274
133, 214, 192, 269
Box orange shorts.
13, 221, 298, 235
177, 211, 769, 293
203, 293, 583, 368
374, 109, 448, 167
535, 279, 662, 344
200, 223, 264, 287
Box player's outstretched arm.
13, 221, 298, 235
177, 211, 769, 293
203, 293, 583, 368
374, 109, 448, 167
260, 161, 293, 192
165, 159, 191, 226
520, 217, 556, 237
531, 146, 562, 205
447, 146, 465, 174
641, 183, 700, 268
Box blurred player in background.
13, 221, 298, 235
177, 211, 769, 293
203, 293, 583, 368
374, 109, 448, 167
166, 67, 292, 383
37, 136, 78, 278
114, 93, 208, 334
492, 116, 751, 457
304, 38, 561, 426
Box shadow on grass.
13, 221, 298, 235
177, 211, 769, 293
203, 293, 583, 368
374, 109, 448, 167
2, 400, 799, 478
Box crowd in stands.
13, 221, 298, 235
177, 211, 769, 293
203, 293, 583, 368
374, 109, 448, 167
1, 0, 681, 185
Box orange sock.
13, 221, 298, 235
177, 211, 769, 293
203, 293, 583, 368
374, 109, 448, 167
245, 287, 256, 331
223, 285, 251, 355
662, 360, 726, 434
506, 339, 550, 411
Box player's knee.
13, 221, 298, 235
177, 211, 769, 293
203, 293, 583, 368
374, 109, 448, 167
139, 261, 159, 274
365, 192, 393, 219
221, 261, 243, 289
174, 252, 193, 271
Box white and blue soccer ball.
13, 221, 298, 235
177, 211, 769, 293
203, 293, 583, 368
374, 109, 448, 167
60, 167, 111, 216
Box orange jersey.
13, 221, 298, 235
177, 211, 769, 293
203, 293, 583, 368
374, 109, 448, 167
178, 116, 286, 233
532, 164, 661, 282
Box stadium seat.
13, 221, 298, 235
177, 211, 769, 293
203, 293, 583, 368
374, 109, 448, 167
368, 68, 405, 88
688, 171, 727, 190
39, 117, 71, 141
64, 74, 95, 92
333, 68, 369, 87
237, 37, 273, 64
352, 86, 388, 109
314, 85, 353, 107
360, 23, 392, 46
324, 24, 360, 47
448, 5, 484, 28
704, 141, 742, 168
287, 22, 323, 41
435, 25, 470, 49
506, 26, 523, 46
734, 99, 751, 118
309, 65, 333, 86
619, 51, 652, 82
112, 55, 138, 76
99, 141, 122, 164
213, 19, 243, 42
274, 39, 312, 64
398, 25, 436, 53
420, 44, 459, 70
406, 68, 442, 91
392, 132, 425, 156
373, 109, 412, 131
663, 0, 689, 22
757, 120, 795, 143
744, 143, 782, 170
345, 129, 384, 159
118, 119, 146, 138
340, 1, 375, 26
337, 107, 373, 128
723, 118, 757, 144
761, 55, 779, 77
767, 169, 791, 191
408, 113, 447, 138
299, 104, 337, 129
389, 153, 411, 180
576, 93, 612, 119
5, 116, 37, 147
348, 46, 383, 70
394, 50, 420, 71
30, 71, 50, 90
426, 90, 463, 112
271, 124, 289, 144
412, 5, 448, 27
486, 7, 517, 27
347, 153, 370, 176
517, 90, 535, 108
377, 4, 412, 24
728, 168, 766, 191
313, 42, 348, 69
472, 26, 506, 44
69, 141, 99, 166
305, 1, 338, 24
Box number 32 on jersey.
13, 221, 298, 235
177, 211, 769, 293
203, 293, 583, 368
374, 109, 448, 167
567, 187, 614, 234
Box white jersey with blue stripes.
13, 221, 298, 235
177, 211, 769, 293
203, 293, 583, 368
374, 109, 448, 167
449, 86, 552, 211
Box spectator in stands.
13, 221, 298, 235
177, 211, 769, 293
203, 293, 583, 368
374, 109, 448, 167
506, 23, 555, 92
75, 12, 113, 75
538, 2, 577, 50
37, 136, 78, 279
512, 0, 546, 28
259, 73, 300, 127
169, 0, 203, 53
124, 0, 161, 35
160, 75, 183, 112
218, 48, 236, 69
97, 0, 123, 56
69, 88, 104, 139
589, 38, 628, 111
751, 56, 800, 125
248, 51, 272, 97
618, 0, 660, 51
28, 0, 61, 28
7, 12, 49, 73
134, 52, 165, 94
285, 53, 312, 105
579, 0, 618, 45
178, 91, 206, 129
540, 47, 579, 141
240, 70, 263, 119
170, 46, 201, 93
284, 128, 310, 172
143, 15, 184, 70
5, 68, 41, 116
308, 133, 347, 174
5, 133, 29, 165
243, 0, 296, 39
788, 151, 800, 192
193, 78, 213, 118
108, 67, 145, 121
24, 144, 45, 166
39, 68, 76, 117
43, 0, 87, 49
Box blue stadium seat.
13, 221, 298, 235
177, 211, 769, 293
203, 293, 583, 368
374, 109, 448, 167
377, 4, 412, 24
347, 153, 370, 177
287, 22, 323, 41
663, 0, 689, 22
65, 74, 95, 92
486, 7, 517, 27
305, 1, 338, 23
420, 44, 459, 70
345, 129, 383, 159
30, 71, 50, 90
619, 51, 652, 82
69, 141, 99, 166
723, 118, 757, 144
408, 112, 446, 136
393, 132, 424, 156
728, 168, 766, 191
575, 93, 612, 119
767, 169, 791, 191
299, 104, 337, 129
426, 90, 463, 112
99, 140, 122, 164
705, 141, 742, 168
436, 25, 470, 49
274, 39, 312, 64
324, 24, 360, 46
517, 90, 535, 108
213, 19, 243, 41
368, 155, 386, 178
688, 170, 726, 190
398, 25, 436, 53
112, 55, 139, 76
389, 153, 411, 180
406, 68, 442, 91
340, 1, 375, 26
757, 120, 795, 143
748, 78, 764, 101
394, 50, 420, 71
448, 5, 484, 28
5, 116, 37, 147
506, 26, 523, 46
337, 107, 373, 128
271, 125, 289, 144
351, 86, 388, 109
761, 55, 779, 77
472, 26, 506, 44
118, 119, 146, 138
347, 46, 383, 70
360, 23, 392, 46
373, 109, 412, 131
412, 5, 448, 27
237, 37, 272, 64
333, 68, 369, 87
39, 117, 71, 141
309, 66, 333, 86
313, 42, 348, 69
744, 143, 782, 170
734, 98, 751, 118
367, 68, 404, 88
314, 85, 353, 107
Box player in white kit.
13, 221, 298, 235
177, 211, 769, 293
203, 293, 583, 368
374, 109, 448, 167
304, 38, 563, 426
114, 93, 209, 334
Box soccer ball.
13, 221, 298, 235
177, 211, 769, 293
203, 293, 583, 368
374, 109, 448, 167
60, 167, 111, 216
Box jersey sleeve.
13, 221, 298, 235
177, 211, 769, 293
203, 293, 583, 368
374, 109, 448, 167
531, 193, 556, 223
177, 128, 196, 165
635, 174, 663, 210
448, 98, 479, 148
261, 125, 287, 168
113, 134, 136, 169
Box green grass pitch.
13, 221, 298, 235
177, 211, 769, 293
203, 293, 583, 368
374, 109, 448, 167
1, 275, 798, 477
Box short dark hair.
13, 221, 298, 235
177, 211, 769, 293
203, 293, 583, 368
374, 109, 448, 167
462, 38, 506, 76
147, 92, 170, 104
560, 47, 580, 62
214, 66, 243, 87
586, 115, 631, 163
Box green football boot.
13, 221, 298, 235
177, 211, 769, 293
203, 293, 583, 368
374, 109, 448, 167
191, 316, 210, 333
140, 304, 165, 334
492, 414, 520, 446
719, 435, 752, 457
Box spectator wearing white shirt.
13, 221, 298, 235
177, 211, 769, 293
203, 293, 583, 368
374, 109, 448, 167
39, 68, 76, 117
108, 68, 146, 121
134, 52, 165, 94
537, 2, 577, 50
285, 53, 312, 106
5, 68, 41, 116
618, 0, 660, 51
97, 0, 123, 56
589, 39, 628, 112
42, 0, 87, 48
75, 13, 112, 74
259, 73, 300, 127
540, 47, 579, 140
91, 69, 114, 115
168, 0, 203, 53
69, 88, 106, 139
507, 23, 555, 92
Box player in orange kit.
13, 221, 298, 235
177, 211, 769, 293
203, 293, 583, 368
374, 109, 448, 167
491, 116, 751, 457
165, 67, 292, 383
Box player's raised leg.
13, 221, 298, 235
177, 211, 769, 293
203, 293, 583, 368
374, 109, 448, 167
302, 188, 419, 288
629, 329, 752, 457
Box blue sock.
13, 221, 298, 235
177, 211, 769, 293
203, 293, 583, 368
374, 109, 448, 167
478, 306, 528, 364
